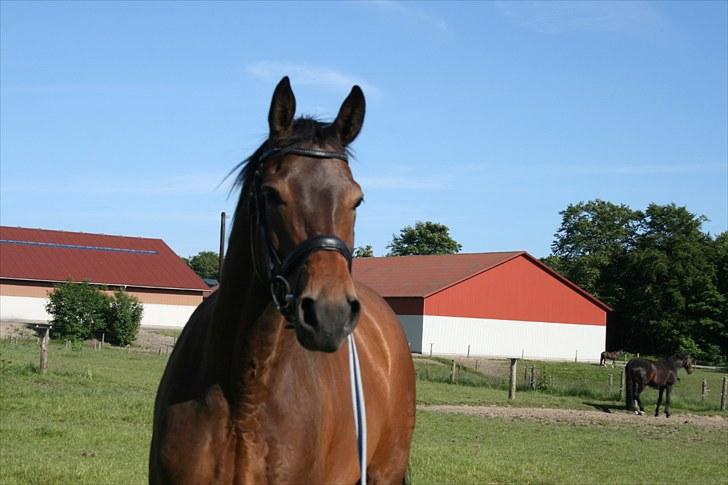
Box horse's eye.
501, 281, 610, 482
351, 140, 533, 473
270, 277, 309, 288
353, 197, 364, 210
263, 187, 285, 206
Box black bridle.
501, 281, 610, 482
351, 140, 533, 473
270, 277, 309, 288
250, 144, 354, 323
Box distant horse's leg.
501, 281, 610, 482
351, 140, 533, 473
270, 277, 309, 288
665, 385, 672, 418
635, 382, 646, 415
655, 387, 664, 417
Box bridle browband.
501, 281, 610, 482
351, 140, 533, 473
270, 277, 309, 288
250, 144, 354, 323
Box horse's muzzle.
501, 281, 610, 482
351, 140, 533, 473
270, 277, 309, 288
294, 295, 361, 352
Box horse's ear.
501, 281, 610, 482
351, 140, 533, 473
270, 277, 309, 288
268, 76, 296, 141
331, 86, 365, 146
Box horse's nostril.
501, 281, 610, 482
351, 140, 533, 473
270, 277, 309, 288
349, 299, 361, 318
301, 297, 318, 329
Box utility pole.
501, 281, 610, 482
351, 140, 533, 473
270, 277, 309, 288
219, 211, 226, 281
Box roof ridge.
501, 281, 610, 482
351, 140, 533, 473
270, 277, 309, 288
421, 251, 525, 298
0, 225, 163, 242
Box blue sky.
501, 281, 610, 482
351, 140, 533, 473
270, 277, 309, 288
1, 1, 726, 258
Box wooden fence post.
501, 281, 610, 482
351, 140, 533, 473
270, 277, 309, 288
508, 358, 518, 400
474, 360, 479, 371
574, 350, 578, 363
609, 373, 613, 393
702, 379, 708, 402
429, 343, 433, 358
720, 377, 727, 411
39, 326, 49, 374
101, 333, 105, 349
467, 345, 470, 358
449, 360, 457, 384
530, 366, 536, 390
619, 370, 625, 401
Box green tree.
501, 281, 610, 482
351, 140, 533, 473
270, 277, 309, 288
184, 251, 220, 279
353, 245, 374, 258
546, 200, 726, 363
105, 289, 143, 346
46, 281, 110, 341
387, 221, 462, 256
624, 204, 725, 361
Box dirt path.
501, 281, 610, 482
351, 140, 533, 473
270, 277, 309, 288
418, 404, 728, 429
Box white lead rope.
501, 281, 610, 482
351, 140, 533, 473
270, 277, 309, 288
347, 333, 367, 485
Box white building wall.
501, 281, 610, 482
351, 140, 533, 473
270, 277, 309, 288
0, 295, 51, 322
420, 315, 606, 362
0, 295, 195, 329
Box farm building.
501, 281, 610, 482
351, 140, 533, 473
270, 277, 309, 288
0, 226, 208, 328
352, 252, 610, 362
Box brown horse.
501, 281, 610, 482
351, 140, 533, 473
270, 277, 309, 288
149, 77, 416, 484
599, 350, 623, 367
625, 352, 694, 417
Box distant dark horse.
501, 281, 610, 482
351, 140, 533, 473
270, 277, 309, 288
625, 353, 694, 417
600, 350, 623, 367
149, 77, 416, 484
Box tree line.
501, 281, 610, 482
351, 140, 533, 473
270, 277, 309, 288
542, 200, 726, 364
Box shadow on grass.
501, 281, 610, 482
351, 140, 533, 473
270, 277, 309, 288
582, 401, 627, 413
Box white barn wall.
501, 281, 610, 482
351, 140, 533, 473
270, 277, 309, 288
421, 315, 606, 362
0, 295, 195, 329
140, 303, 196, 328
0, 295, 51, 322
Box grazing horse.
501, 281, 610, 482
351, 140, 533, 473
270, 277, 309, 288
625, 352, 694, 417
599, 350, 623, 367
149, 77, 416, 484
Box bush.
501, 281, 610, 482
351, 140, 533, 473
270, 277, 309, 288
105, 289, 143, 346
46, 281, 110, 341
46, 282, 144, 346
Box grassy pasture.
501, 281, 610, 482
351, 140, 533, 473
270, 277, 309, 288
415, 356, 728, 412
1, 340, 726, 484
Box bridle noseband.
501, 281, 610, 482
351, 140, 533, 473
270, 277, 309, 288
251, 145, 354, 323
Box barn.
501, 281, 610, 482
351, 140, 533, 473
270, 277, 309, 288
352, 252, 610, 362
0, 226, 208, 328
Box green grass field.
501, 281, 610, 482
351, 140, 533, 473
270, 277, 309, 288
1, 340, 726, 484
415, 356, 728, 412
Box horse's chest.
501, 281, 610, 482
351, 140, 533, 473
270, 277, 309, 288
159, 386, 350, 484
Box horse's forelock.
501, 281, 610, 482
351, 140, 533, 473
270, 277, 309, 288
231, 116, 352, 199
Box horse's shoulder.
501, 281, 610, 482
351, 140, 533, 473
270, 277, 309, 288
158, 385, 234, 483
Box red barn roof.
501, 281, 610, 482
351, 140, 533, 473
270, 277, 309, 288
0, 226, 207, 292
352, 251, 611, 311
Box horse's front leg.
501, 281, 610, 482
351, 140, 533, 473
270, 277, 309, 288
635, 383, 646, 415
655, 387, 664, 417
665, 385, 672, 418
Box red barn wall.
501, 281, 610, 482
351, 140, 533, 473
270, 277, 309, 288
424, 255, 606, 326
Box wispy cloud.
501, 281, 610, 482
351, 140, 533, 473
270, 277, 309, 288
245, 62, 381, 98
495, 1, 667, 34
363, 1, 448, 33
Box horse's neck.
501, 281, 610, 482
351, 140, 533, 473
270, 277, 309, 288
206, 202, 277, 394
666, 357, 683, 373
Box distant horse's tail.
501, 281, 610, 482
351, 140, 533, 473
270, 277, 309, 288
624, 363, 634, 411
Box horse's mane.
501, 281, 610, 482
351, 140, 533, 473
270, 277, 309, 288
231, 117, 352, 198
670, 352, 691, 361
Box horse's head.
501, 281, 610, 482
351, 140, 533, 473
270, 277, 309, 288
241, 77, 365, 352
674, 352, 695, 374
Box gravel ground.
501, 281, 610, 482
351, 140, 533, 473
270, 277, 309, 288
418, 404, 728, 429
